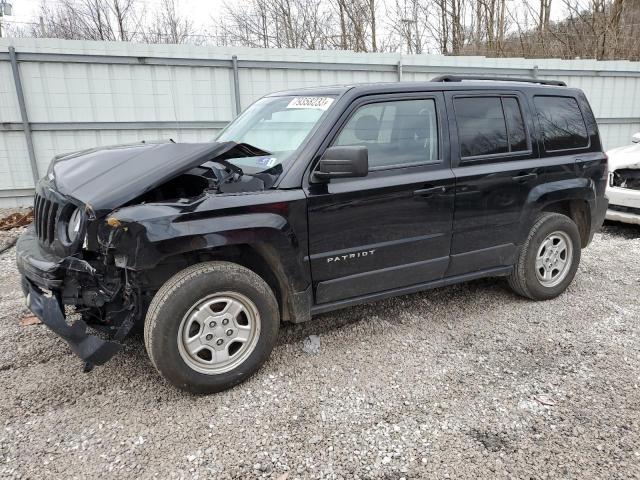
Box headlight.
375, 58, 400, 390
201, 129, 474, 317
66, 207, 83, 243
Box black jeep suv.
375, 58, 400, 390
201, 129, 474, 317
17, 76, 608, 393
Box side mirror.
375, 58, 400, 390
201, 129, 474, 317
313, 146, 368, 181
632, 132, 640, 144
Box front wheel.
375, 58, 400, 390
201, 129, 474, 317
144, 261, 279, 394
508, 212, 581, 300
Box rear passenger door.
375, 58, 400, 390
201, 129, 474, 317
445, 91, 541, 276
306, 93, 455, 305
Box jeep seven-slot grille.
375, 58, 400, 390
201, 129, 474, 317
33, 193, 59, 246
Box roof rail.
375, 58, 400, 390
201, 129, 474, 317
431, 74, 567, 87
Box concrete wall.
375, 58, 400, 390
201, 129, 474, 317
1, 38, 639, 207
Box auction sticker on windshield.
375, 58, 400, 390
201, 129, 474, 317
255, 156, 278, 168
287, 97, 334, 110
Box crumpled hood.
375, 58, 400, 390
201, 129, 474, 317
46, 141, 265, 214
607, 142, 640, 171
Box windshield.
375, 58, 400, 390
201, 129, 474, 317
216, 95, 336, 173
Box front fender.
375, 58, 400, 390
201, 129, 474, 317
98, 191, 310, 293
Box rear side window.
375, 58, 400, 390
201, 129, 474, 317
454, 96, 529, 158
534, 96, 589, 151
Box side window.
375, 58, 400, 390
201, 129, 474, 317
334, 99, 439, 168
455, 97, 508, 157
454, 96, 529, 159
534, 96, 589, 151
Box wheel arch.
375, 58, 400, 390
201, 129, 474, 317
143, 243, 311, 324
523, 179, 595, 248
540, 199, 591, 248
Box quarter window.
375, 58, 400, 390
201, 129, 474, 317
334, 99, 439, 168
502, 97, 527, 152
454, 96, 529, 159
534, 96, 589, 151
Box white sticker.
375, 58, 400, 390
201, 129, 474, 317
286, 96, 334, 110
255, 156, 278, 168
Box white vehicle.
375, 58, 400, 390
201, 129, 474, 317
606, 132, 640, 225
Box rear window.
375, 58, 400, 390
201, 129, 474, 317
534, 96, 589, 151
454, 96, 529, 158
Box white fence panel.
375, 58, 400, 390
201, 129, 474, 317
1, 38, 639, 207
0, 62, 20, 122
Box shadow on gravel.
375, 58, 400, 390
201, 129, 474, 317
277, 276, 510, 345
600, 220, 640, 239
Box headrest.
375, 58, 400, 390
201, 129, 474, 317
354, 115, 379, 141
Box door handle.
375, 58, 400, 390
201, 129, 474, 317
512, 173, 538, 182
414, 186, 447, 197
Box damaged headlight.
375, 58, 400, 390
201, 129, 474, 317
58, 205, 86, 248
66, 207, 83, 243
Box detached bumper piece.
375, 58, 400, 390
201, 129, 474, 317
23, 279, 122, 370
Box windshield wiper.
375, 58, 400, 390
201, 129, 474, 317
211, 141, 273, 190
216, 158, 244, 178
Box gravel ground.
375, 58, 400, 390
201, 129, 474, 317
1, 221, 639, 479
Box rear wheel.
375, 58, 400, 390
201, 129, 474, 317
144, 261, 279, 394
508, 212, 581, 300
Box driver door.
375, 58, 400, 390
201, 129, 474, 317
305, 93, 455, 305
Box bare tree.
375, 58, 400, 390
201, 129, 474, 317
540, 0, 552, 32
216, 0, 336, 49
489, 0, 639, 59
388, 0, 476, 54
4, 0, 636, 60
369, 0, 378, 51
390, 0, 427, 53
216, 0, 380, 52
330, 0, 379, 51
143, 0, 198, 44
34, 0, 142, 41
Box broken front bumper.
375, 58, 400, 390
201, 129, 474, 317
606, 185, 640, 225
22, 278, 121, 366
16, 226, 128, 368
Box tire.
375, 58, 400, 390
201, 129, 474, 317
508, 212, 581, 300
144, 261, 279, 394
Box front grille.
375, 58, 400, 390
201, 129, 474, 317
33, 193, 59, 246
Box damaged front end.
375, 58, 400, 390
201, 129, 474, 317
611, 169, 640, 190
17, 224, 139, 369
606, 140, 640, 224
16, 140, 271, 370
